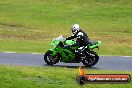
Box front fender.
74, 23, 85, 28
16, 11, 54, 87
49, 48, 57, 56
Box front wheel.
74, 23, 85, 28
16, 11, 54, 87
82, 51, 99, 67
44, 51, 60, 65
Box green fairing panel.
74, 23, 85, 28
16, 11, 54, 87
59, 49, 75, 62
49, 47, 75, 63
89, 41, 101, 49
49, 48, 57, 56
51, 38, 60, 46
65, 40, 76, 45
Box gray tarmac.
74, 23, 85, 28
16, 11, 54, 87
0, 52, 132, 70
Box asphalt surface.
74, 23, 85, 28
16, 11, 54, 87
0, 52, 132, 70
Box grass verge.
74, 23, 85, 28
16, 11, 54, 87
0, 0, 132, 55
0, 39, 132, 56
0, 65, 131, 88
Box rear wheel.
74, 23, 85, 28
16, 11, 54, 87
44, 51, 60, 65
82, 51, 99, 67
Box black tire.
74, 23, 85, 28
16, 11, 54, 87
82, 51, 99, 67
44, 51, 59, 65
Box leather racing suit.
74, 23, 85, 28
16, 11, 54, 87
65, 29, 89, 54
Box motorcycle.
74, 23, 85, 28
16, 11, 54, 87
44, 35, 101, 67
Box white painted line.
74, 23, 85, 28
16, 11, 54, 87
0, 52, 43, 55
0, 52, 132, 57
3, 52, 17, 54
122, 56, 132, 58
31, 53, 43, 55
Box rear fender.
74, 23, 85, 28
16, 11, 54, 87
89, 41, 101, 49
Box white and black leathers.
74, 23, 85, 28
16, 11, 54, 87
66, 29, 89, 53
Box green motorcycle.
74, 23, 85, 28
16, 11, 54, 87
44, 35, 101, 67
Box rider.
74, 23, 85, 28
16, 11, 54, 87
65, 24, 90, 55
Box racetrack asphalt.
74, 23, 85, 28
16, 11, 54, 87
0, 52, 132, 70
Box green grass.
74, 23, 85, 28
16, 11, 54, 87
0, 39, 51, 53
0, 39, 131, 56
0, 0, 132, 55
0, 65, 131, 88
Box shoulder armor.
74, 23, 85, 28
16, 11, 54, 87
77, 32, 84, 36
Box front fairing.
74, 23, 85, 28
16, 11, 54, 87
51, 35, 65, 46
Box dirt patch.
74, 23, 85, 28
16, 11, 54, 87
112, 30, 132, 33
0, 22, 26, 28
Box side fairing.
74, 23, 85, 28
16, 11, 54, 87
65, 40, 76, 45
